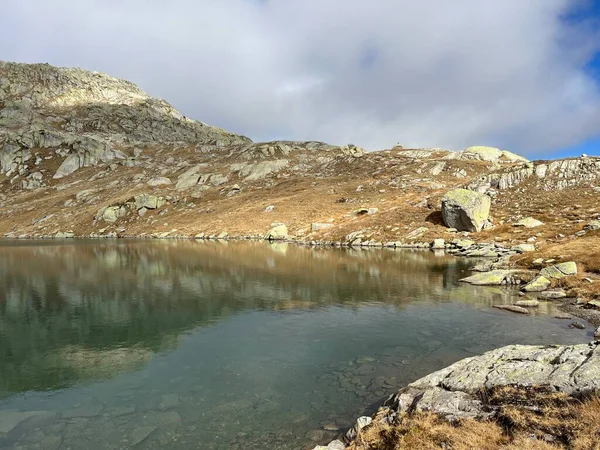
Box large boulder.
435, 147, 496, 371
441, 189, 491, 232
382, 342, 600, 420
266, 222, 288, 240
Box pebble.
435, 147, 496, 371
569, 321, 586, 330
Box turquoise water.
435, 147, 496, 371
0, 240, 589, 449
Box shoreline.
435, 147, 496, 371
5, 233, 599, 327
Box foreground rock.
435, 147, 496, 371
441, 189, 491, 232
327, 342, 600, 448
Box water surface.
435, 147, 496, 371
0, 240, 588, 449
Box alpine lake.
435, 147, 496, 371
0, 240, 589, 449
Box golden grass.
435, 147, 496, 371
348, 387, 600, 450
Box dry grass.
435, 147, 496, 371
348, 387, 600, 450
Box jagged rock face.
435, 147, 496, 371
0, 61, 251, 180
469, 156, 600, 193
441, 189, 491, 232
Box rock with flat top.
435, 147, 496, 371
266, 222, 288, 240
522, 276, 551, 292
377, 341, 600, 425
514, 217, 544, 228
540, 262, 577, 279
493, 305, 530, 314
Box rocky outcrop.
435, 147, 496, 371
0, 61, 251, 184
383, 342, 600, 420
441, 189, 491, 232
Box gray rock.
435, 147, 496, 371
147, 177, 171, 187
522, 276, 551, 292
0, 410, 52, 434
431, 238, 445, 249
513, 217, 544, 228
266, 222, 288, 240
130, 425, 157, 447
512, 243, 536, 253
134, 194, 165, 210
378, 341, 600, 427
311, 223, 334, 232
538, 290, 567, 300
493, 305, 530, 314
441, 189, 491, 232
540, 262, 578, 279
514, 299, 539, 307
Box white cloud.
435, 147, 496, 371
2, 0, 600, 155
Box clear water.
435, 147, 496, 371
0, 240, 589, 449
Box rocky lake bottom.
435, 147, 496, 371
0, 240, 591, 449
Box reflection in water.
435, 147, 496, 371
0, 240, 588, 450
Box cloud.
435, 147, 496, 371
2, 0, 600, 155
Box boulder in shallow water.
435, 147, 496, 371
441, 189, 490, 232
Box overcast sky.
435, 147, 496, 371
2, 0, 600, 156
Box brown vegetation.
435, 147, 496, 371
348, 387, 600, 450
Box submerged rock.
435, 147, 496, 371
493, 305, 530, 314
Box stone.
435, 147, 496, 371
379, 342, 600, 424
538, 290, 567, 300
512, 243, 535, 253
159, 393, 180, 410
62, 403, 103, 419
594, 327, 600, 339
584, 220, 600, 231
540, 262, 578, 279
513, 217, 544, 228
345, 416, 372, 441
514, 299, 539, 307
134, 194, 165, 210
53, 154, 81, 178
267, 222, 288, 240
130, 425, 157, 447
147, 177, 171, 187
311, 223, 334, 232
431, 238, 445, 249
569, 322, 586, 330
441, 189, 491, 232
460, 270, 518, 285
493, 305, 530, 314
264, 205, 275, 212
522, 276, 551, 292
0, 410, 52, 434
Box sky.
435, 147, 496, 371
2, 0, 600, 159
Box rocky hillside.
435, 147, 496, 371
0, 61, 599, 277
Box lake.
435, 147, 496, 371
0, 240, 588, 449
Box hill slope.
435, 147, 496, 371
0, 62, 599, 291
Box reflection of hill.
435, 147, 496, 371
0, 241, 512, 395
